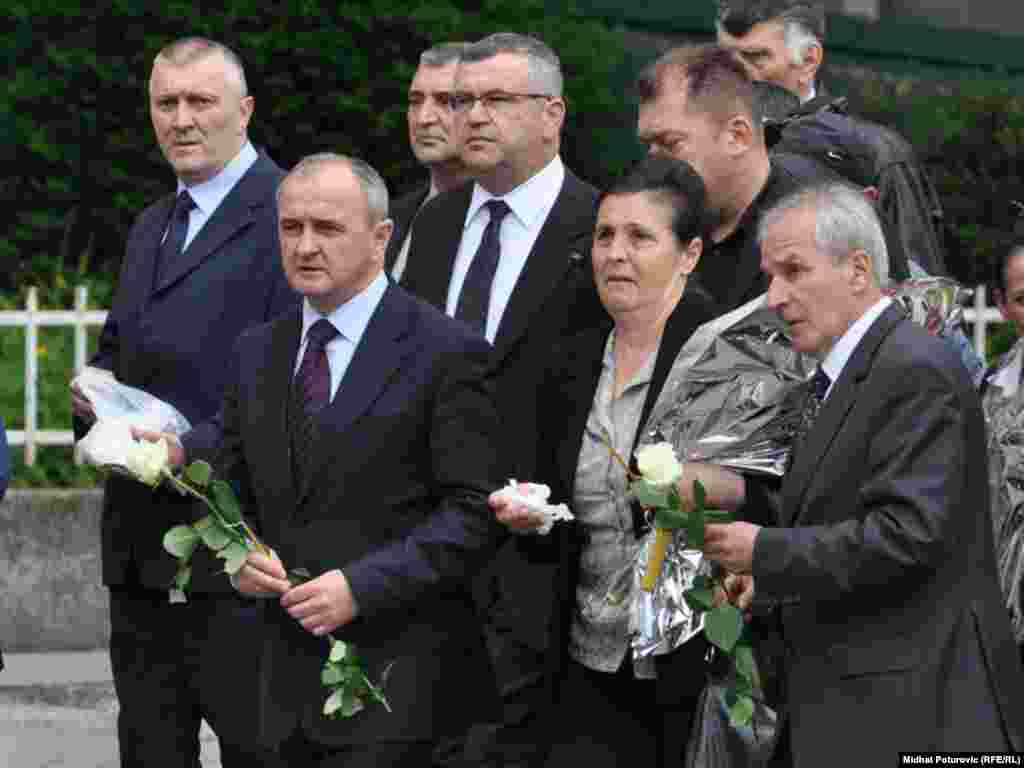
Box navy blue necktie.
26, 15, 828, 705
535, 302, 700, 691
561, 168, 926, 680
157, 190, 195, 287
789, 366, 831, 471
456, 199, 512, 334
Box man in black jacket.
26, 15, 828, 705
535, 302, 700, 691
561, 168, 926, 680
715, 0, 949, 275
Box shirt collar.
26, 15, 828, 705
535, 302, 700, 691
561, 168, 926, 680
465, 155, 565, 231
992, 338, 1024, 397
820, 297, 892, 385
300, 271, 388, 347
602, 328, 660, 390
176, 141, 258, 215
801, 82, 817, 104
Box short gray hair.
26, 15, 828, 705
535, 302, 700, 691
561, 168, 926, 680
461, 33, 563, 98
280, 153, 390, 224
419, 41, 469, 68
758, 182, 890, 286
716, 2, 825, 66
154, 37, 249, 97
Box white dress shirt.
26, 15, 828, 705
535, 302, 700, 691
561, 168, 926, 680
445, 155, 566, 342
170, 141, 259, 249
294, 271, 389, 402
819, 297, 892, 400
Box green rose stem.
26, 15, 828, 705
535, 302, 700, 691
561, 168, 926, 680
160, 460, 391, 719
601, 439, 765, 729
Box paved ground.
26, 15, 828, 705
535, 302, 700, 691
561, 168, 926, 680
0, 651, 220, 768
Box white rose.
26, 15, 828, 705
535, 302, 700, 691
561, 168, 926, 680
635, 442, 683, 487
125, 437, 170, 487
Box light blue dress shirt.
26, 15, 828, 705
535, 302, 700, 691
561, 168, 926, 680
170, 141, 259, 250
293, 271, 389, 402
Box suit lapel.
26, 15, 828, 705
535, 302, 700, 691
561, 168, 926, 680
781, 304, 906, 525
399, 183, 473, 308
297, 285, 413, 506
492, 172, 594, 359
555, 329, 607, 501
263, 309, 303, 521
128, 195, 175, 312
152, 154, 272, 297
384, 183, 429, 271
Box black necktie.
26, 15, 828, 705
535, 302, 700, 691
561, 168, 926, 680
290, 319, 339, 489
789, 366, 831, 470
455, 199, 512, 334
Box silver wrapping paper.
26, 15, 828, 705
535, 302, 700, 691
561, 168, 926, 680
620, 297, 816, 659
984, 340, 1024, 644
888, 276, 970, 338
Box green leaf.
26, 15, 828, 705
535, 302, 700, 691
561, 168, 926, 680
219, 542, 248, 574
197, 519, 232, 551
654, 506, 688, 530
684, 585, 716, 612
162, 525, 199, 560
185, 460, 213, 488
194, 515, 214, 531
211, 479, 242, 524
174, 565, 191, 591
728, 693, 755, 728
329, 640, 348, 663
322, 664, 347, 686
340, 692, 364, 718
632, 478, 669, 508
704, 603, 744, 653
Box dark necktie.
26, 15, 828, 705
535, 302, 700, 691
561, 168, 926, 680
789, 366, 831, 470
157, 190, 195, 287
290, 319, 339, 489
455, 199, 512, 334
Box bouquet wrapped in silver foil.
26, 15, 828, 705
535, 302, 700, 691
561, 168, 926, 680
983, 339, 1024, 645
887, 276, 970, 339
622, 296, 817, 659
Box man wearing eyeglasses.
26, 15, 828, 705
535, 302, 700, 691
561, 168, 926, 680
386, 42, 472, 281
401, 32, 606, 768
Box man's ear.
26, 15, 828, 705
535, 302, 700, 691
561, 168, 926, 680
849, 248, 874, 291
724, 113, 756, 155
797, 41, 823, 95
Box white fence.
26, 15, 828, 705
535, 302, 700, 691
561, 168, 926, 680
2, 286, 107, 465
0, 284, 1008, 466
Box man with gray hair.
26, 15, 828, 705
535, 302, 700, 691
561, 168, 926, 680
700, 181, 1024, 765
716, 0, 949, 276
386, 42, 472, 280
70, 36, 296, 767
220, 152, 506, 765
400, 32, 605, 767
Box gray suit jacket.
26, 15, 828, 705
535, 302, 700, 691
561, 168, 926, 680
754, 304, 1024, 765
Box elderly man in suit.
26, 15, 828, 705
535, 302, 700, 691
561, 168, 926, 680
70, 37, 295, 767
701, 182, 1024, 765
400, 32, 607, 766
228, 153, 505, 767
385, 42, 472, 280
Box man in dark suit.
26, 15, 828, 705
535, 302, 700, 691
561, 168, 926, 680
70, 37, 295, 767
385, 42, 472, 280
703, 182, 1024, 765
400, 32, 606, 766
228, 153, 505, 767
637, 44, 826, 312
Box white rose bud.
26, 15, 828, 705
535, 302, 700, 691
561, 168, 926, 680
635, 442, 683, 487
126, 437, 170, 487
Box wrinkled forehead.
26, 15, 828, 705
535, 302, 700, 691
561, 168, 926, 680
149, 51, 241, 97
454, 52, 532, 91
410, 62, 458, 94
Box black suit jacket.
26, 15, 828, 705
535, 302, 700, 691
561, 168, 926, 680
400, 169, 607, 652
755, 304, 1024, 765
383, 182, 429, 273
520, 290, 719, 703
90, 150, 297, 592
218, 285, 505, 746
